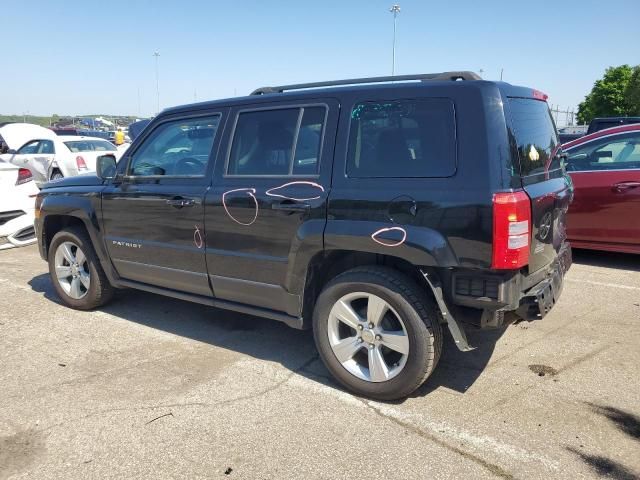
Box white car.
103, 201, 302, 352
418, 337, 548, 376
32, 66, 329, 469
0, 122, 57, 151
2, 135, 120, 185
0, 159, 38, 250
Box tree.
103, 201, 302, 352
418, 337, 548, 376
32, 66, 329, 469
625, 66, 640, 116
577, 65, 634, 124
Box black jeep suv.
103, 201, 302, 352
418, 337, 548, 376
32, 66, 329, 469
35, 72, 572, 400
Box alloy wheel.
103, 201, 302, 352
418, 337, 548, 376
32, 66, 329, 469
54, 241, 90, 299
327, 292, 409, 382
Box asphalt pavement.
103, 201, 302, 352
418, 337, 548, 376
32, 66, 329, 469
1, 245, 638, 479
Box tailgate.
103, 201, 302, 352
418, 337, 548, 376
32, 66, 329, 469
507, 97, 571, 274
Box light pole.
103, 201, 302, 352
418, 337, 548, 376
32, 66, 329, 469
389, 4, 401, 76
153, 51, 160, 114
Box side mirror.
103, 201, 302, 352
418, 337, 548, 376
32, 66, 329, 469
96, 154, 117, 179
6, 149, 16, 155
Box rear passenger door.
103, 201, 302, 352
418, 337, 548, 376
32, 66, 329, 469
204, 100, 338, 316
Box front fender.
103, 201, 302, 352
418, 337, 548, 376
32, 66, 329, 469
39, 188, 117, 284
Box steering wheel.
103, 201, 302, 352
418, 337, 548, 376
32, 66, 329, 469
174, 157, 204, 175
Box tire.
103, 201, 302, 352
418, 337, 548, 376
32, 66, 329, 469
50, 170, 64, 181
48, 227, 114, 310
313, 266, 443, 401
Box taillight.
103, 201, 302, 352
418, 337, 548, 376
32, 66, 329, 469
492, 191, 531, 269
532, 89, 548, 101
76, 155, 87, 170
16, 168, 32, 185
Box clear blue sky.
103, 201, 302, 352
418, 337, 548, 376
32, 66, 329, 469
3, 0, 639, 117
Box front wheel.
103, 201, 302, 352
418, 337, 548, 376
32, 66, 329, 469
313, 266, 443, 401
48, 227, 114, 309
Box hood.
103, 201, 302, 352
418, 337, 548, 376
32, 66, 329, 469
41, 172, 105, 189
128, 119, 152, 141
0, 123, 57, 150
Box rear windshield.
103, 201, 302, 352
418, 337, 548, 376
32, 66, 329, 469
508, 98, 560, 178
64, 140, 116, 153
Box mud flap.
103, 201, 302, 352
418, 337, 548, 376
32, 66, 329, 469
421, 270, 475, 352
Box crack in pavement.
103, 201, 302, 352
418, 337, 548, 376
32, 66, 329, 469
32, 355, 320, 435
207, 354, 319, 409
359, 398, 515, 479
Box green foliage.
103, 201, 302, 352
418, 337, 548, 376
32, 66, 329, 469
577, 65, 638, 124
0, 114, 52, 127
625, 66, 640, 116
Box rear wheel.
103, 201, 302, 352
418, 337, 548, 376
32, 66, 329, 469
48, 227, 114, 309
50, 170, 64, 181
313, 266, 443, 401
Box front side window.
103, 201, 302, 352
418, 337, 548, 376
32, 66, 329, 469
566, 133, 640, 172
346, 98, 456, 178
227, 106, 326, 176
18, 140, 40, 155
129, 116, 220, 177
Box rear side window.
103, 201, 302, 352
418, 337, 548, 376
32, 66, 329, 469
39, 140, 55, 154
347, 98, 456, 178
227, 106, 326, 176
508, 98, 560, 177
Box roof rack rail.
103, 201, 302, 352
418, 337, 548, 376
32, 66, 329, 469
250, 71, 482, 95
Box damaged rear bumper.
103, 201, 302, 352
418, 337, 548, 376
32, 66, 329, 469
516, 243, 572, 320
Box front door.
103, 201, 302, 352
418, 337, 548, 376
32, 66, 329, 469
566, 131, 640, 249
101, 112, 225, 296
204, 101, 338, 315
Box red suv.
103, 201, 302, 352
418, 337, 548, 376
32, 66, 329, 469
563, 124, 640, 254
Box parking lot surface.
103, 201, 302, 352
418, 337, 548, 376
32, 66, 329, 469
1, 245, 638, 479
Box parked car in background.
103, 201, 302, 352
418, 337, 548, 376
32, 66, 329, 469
0, 123, 57, 152
2, 135, 121, 185
563, 124, 640, 254
558, 125, 587, 144
127, 119, 152, 141
0, 158, 38, 249
586, 117, 640, 135
51, 128, 111, 140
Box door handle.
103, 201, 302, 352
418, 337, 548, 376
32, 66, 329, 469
612, 181, 640, 193
271, 201, 311, 213
166, 198, 196, 208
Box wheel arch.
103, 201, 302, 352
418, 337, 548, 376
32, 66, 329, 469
301, 249, 439, 326
39, 191, 118, 284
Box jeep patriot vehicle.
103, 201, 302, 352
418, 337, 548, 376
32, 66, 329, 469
35, 72, 572, 400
